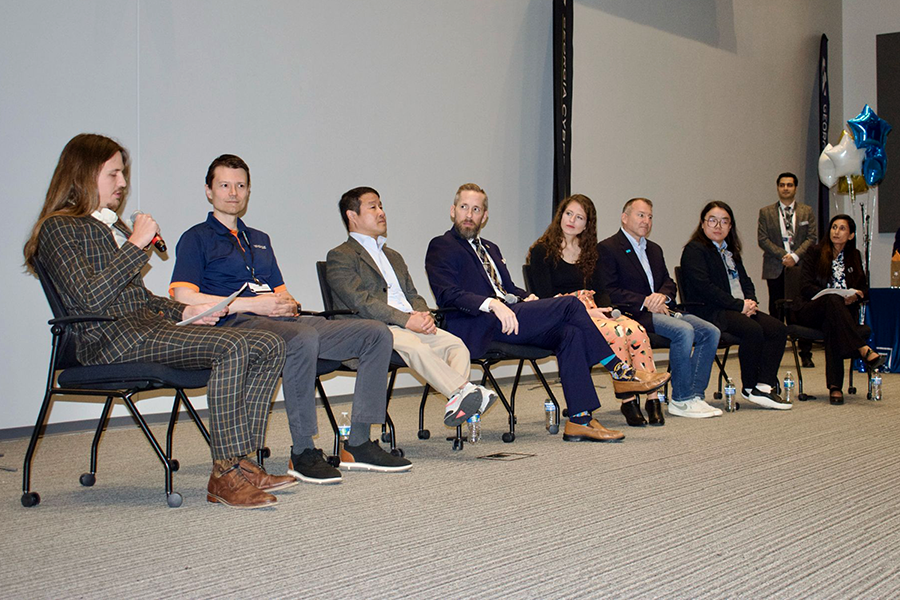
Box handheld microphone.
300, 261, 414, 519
666, 307, 683, 319
503, 293, 519, 305
130, 210, 167, 252
610, 308, 622, 319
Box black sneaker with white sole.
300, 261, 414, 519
340, 440, 412, 472
742, 387, 792, 410
288, 447, 342, 484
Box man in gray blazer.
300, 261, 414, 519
326, 186, 496, 428
757, 172, 817, 366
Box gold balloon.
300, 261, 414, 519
837, 175, 868, 194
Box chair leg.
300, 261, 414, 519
792, 338, 814, 400
119, 393, 180, 507
529, 359, 561, 431
481, 363, 515, 443
179, 390, 211, 445
21, 388, 57, 506
713, 347, 730, 399
315, 377, 341, 461
417, 385, 432, 440
381, 370, 398, 446
88, 397, 115, 478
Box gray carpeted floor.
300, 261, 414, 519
2, 350, 898, 599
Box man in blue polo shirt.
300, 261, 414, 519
171, 154, 411, 482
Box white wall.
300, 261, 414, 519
0, 0, 552, 430
572, 0, 843, 298
2, 1, 866, 433
842, 0, 900, 286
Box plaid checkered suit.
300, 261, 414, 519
38, 215, 286, 460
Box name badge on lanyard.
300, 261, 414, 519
248, 282, 273, 294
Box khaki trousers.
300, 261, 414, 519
389, 326, 470, 398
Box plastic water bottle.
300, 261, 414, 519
871, 375, 883, 401
467, 413, 481, 443
544, 401, 557, 430
337, 411, 351, 441
724, 378, 736, 412
782, 372, 795, 404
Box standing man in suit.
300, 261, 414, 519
425, 183, 669, 443
757, 172, 817, 367
171, 155, 411, 482
326, 186, 497, 428
24, 134, 293, 510
598, 198, 722, 419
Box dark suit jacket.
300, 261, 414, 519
679, 240, 756, 327
425, 228, 527, 357
596, 229, 677, 332
795, 244, 868, 313
325, 236, 428, 326
37, 215, 185, 366
757, 201, 816, 279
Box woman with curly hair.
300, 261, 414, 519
527, 194, 667, 427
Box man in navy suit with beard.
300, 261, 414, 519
425, 183, 668, 443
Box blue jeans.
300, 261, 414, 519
651, 313, 720, 403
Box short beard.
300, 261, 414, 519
453, 221, 480, 240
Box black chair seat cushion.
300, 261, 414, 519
479, 341, 553, 361
58, 363, 211, 391
719, 332, 741, 347
647, 333, 671, 349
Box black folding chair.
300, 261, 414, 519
778, 272, 869, 400
414, 269, 563, 451
315, 261, 411, 458
673, 266, 740, 400
23, 258, 213, 508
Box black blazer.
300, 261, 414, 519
679, 240, 756, 327
597, 229, 677, 332
795, 244, 868, 313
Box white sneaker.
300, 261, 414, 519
742, 387, 792, 410
444, 383, 482, 427
667, 398, 719, 419
475, 384, 498, 415
695, 398, 723, 416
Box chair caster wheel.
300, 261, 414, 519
713, 392, 722, 400
166, 492, 183, 508
390, 448, 405, 458
798, 394, 809, 401
169, 459, 180, 472
259, 447, 271, 459
326, 456, 341, 468
502, 432, 515, 443
452, 438, 464, 451
21, 492, 40, 507
381, 432, 392, 444
848, 386, 857, 395
735, 402, 740, 411
562, 409, 568, 418
417, 430, 430, 440
867, 392, 872, 400
548, 425, 559, 435
79, 473, 95, 487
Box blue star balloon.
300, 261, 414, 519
863, 146, 887, 186
847, 104, 892, 149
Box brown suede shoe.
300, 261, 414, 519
238, 458, 298, 492
612, 370, 670, 395
207, 463, 277, 509
562, 419, 625, 442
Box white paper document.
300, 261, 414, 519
811, 288, 859, 301
177, 283, 248, 325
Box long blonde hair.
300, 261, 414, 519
23, 134, 129, 270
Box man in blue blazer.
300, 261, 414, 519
425, 184, 668, 443
598, 198, 722, 419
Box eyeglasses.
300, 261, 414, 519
705, 217, 731, 228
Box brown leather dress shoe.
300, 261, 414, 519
562, 419, 625, 442
239, 458, 298, 492
612, 370, 670, 395
207, 463, 277, 509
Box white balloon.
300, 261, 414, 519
818, 130, 865, 188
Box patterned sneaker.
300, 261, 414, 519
288, 447, 342, 485
339, 440, 412, 473
444, 382, 483, 427
475, 384, 498, 415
